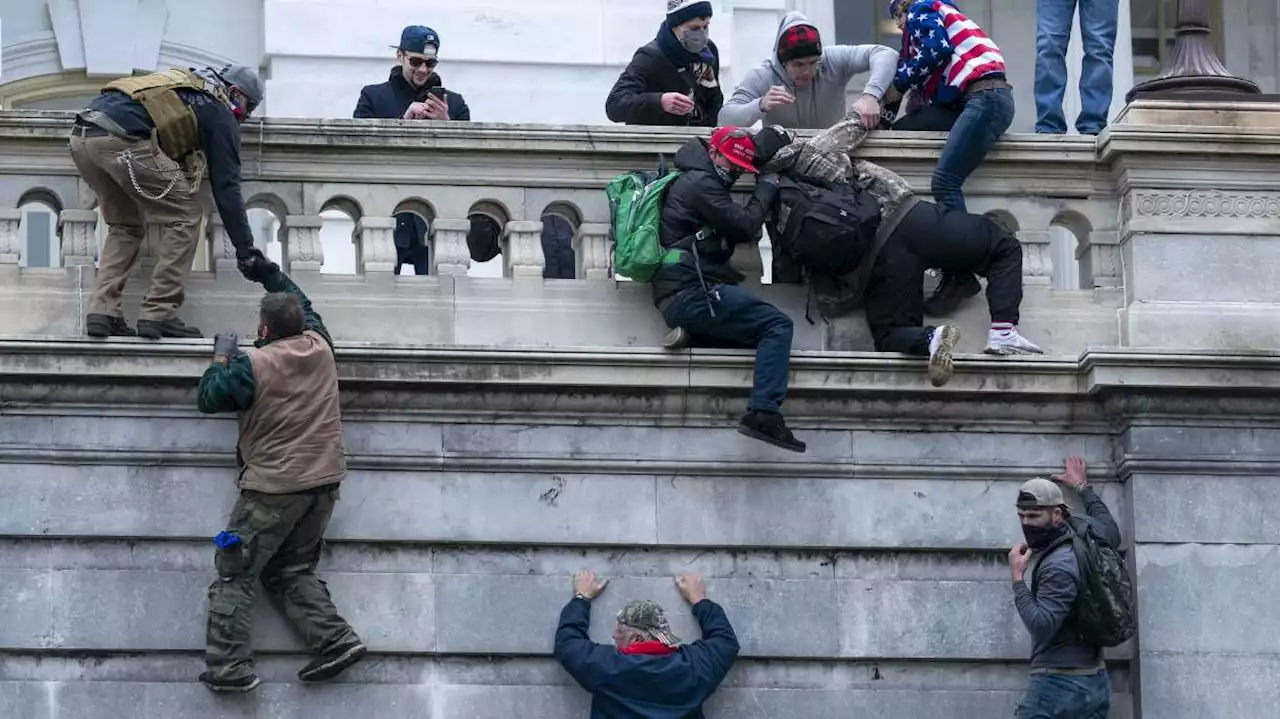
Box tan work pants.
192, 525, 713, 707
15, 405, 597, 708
69, 129, 202, 322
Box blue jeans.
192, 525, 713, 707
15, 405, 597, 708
1035, 0, 1119, 134
1015, 671, 1111, 719
932, 87, 1015, 213
662, 284, 793, 413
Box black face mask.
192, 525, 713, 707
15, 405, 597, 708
1022, 522, 1068, 550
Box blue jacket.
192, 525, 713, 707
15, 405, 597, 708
554, 597, 739, 719
353, 67, 471, 122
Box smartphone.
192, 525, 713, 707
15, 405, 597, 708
427, 87, 447, 101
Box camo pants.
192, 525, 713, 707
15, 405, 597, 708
205, 485, 359, 681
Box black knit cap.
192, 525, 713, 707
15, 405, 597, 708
778, 24, 823, 63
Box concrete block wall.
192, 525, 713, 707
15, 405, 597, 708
0, 341, 1156, 718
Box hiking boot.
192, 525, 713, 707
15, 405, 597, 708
984, 328, 1045, 356
198, 671, 261, 693
85, 314, 137, 338
298, 640, 367, 683
924, 273, 982, 317
738, 410, 806, 453
136, 318, 203, 339
928, 325, 960, 388
662, 327, 689, 351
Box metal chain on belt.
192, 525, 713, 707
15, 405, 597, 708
118, 149, 196, 202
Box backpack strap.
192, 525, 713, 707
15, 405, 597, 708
843, 195, 920, 308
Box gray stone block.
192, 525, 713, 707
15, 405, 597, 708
1138, 653, 1280, 719
1130, 474, 1280, 544
838, 580, 1030, 659
439, 685, 592, 719
0, 682, 46, 719
1123, 425, 1280, 461
43, 570, 434, 653
1135, 544, 1280, 654
0, 569, 52, 648
705, 688, 1023, 718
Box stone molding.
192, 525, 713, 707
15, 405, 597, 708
1125, 189, 1280, 220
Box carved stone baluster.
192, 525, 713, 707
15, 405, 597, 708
1016, 229, 1054, 287
207, 213, 239, 273
1077, 229, 1122, 289
0, 209, 22, 266
504, 220, 544, 278
431, 219, 472, 276
575, 222, 611, 280
285, 215, 325, 273
58, 209, 99, 267
356, 217, 397, 274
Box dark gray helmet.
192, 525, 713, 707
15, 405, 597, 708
213, 64, 264, 108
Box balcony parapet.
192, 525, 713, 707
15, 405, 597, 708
0, 101, 1277, 352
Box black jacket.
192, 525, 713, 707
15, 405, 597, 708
353, 67, 471, 121
651, 138, 778, 303
554, 597, 739, 719
86, 89, 255, 253
606, 40, 723, 127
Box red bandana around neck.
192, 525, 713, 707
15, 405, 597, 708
620, 640, 679, 656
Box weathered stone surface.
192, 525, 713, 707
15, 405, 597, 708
1137, 653, 1280, 719
1129, 474, 1280, 544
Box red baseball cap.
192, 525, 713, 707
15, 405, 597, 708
709, 126, 760, 174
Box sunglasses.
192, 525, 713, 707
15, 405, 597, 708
406, 56, 438, 69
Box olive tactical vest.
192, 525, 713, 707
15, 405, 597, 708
102, 69, 230, 159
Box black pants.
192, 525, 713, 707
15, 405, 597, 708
864, 202, 1023, 355
396, 243, 430, 275
891, 103, 964, 132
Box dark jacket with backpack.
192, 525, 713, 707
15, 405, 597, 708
554, 596, 739, 719
651, 138, 778, 305
1014, 486, 1124, 670
606, 26, 723, 128
353, 67, 471, 122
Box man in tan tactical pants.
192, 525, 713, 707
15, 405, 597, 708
70, 128, 203, 337
70, 64, 265, 339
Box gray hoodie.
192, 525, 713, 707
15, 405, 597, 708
718, 12, 899, 130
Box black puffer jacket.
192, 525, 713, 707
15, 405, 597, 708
651, 138, 778, 304
606, 40, 723, 127
353, 67, 471, 121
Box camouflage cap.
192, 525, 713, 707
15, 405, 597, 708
617, 600, 681, 647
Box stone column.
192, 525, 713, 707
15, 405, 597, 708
58, 209, 99, 267
504, 220, 544, 278
1077, 229, 1123, 290
206, 213, 239, 274
574, 222, 611, 280
1016, 228, 1055, 289
0, 209, 22, 266
356, 216, 397, 274
431, 219, 472, 276
285, 215, 325, 274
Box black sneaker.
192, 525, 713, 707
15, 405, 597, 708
662, 327, 689, 351
924, 273, 981, 317
137, 318, 203, 339
298, 640, 367, 683
198, 671, 261, 693
738, 411, 806, 453
85, 314, 137, 338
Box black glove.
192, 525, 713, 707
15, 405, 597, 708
237, 248, 279, 284
213, 333, 242, 360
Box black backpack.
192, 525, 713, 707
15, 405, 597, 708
771, 177, 883, 276
1036, 516, 1136, 648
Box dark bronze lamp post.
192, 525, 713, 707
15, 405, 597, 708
1126, 0, 1259, 101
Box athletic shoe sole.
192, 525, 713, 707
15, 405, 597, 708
928, 325, 961, 387
298, 643, 368, 683
662, 327, 689, 351
736, 425, 807, 454
199, 675, 261, 693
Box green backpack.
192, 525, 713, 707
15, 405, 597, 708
606, 166, 682, 283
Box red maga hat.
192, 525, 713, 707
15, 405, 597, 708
709, 126, 760, 174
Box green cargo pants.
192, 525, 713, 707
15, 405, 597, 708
205, 485, 360, 681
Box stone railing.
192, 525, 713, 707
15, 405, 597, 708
0, 101, 1278, 352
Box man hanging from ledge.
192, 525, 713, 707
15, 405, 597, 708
750, 114, 1043, 388
554, 571, 739, 718
195, 254, 365, 693
70, 64, 266, 339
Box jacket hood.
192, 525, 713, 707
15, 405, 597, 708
674, 137, 717, 174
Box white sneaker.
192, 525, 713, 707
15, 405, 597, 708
984, 328, 1045, 356
928, 325, 960, 387
662, 327, 689, 351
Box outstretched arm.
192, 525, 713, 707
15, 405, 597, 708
257, 268, 333, 349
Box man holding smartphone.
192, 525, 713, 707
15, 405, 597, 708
354, 25, 471, 122
354, 25, 470, 275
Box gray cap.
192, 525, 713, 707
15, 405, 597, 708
214, 64, 264, 107
617, 600, 681, 647
1017, 478, 1065, 508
